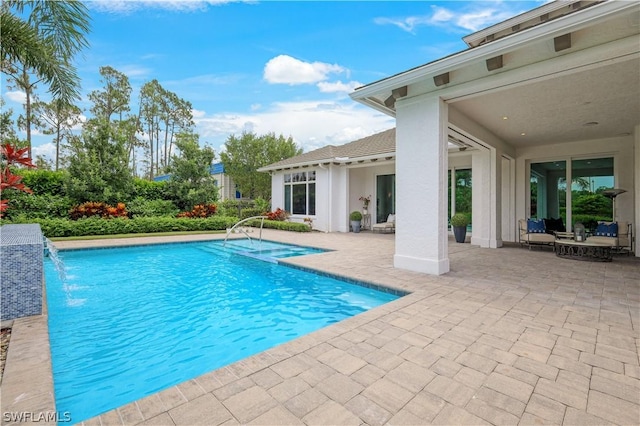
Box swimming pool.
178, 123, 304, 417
45, 240, 399, 423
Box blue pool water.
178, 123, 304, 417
45, 240, 399, 423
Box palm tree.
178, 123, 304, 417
1, 0, 90, 156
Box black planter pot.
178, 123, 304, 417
453, 226, 467, 243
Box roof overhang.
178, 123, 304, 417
350, 0, 637, 114
258, 152, 397, 173
462, 0, 604, 48
350, 0, 640, 148
258, 129, 476, 173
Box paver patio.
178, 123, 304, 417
2, 230, 639, 425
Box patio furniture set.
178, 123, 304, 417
518, 218, 633, 261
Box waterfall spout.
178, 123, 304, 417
44, 236, 66, 281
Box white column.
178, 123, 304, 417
491, 148, 503, 248
394, 95, 449, 275
501, 156, 516, 242
271, 173, 284, 211
471, 150, 490, 247
471, 147, 502, 248
331, 165, 349, 233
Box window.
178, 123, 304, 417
284, 171, 316, 215
529, 157, 614, 231
530, 161, 566, 220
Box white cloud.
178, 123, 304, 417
375, 3, 530, 34
192, 108, 207, 118
456, 9, 517, 32
431, 6, 455, 24
117, 65, 152, 79
4, 90, 26, 104
373, 16, 433, 35
193, 99, 394, 154
263, 55, 345, 85
317, 80, 362, 94
32, 142, 57, 162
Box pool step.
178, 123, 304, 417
199, 241, 322, 263
197, 243, 298, 263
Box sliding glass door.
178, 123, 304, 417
530, 157, 614, 232
570, 158, 613, 230
376, 174, 395, 223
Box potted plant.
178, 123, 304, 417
450, 213, 469, 243
359, 195, 371, 214
350, 210, 363, 233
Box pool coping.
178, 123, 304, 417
1, 232, 408, 425
1, 279, 56, 426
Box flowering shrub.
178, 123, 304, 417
1, 144, 36, 217
266, 207, 289, 221
69, 202, 128, 220
177, 203, 217, 218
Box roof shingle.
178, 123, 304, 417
260, 128, 395, 171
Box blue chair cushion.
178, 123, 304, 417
594, 222, 618, 237
527, 219, 546, 233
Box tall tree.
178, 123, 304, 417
88, 66, 131, 122
65, 118, 133, 204
161, 91, 193, 168
138, 80, 194, 178
1, 0, 90, 157
31, 99, 82, 170
86, 66, 141, 176
138, 80, 162, 179
165, 132, 217, 211
220, 132, 302, 199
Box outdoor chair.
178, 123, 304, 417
586, 221, 633, 254
518, 218, 556, 249
372, 214, 395, 234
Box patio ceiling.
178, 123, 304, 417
450, 57, 640, 148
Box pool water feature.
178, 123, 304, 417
45, 241, 399, 423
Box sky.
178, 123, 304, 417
2, 0, 545, 165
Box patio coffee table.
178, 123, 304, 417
555, 239, 612, 262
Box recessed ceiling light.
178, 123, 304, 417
521, 132, 526, 136
502, 116, 508, 120
583, 121, 599, 126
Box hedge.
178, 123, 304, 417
245, 219, 311, 232
17, 169, 68, 196
3, 216, 311, 237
